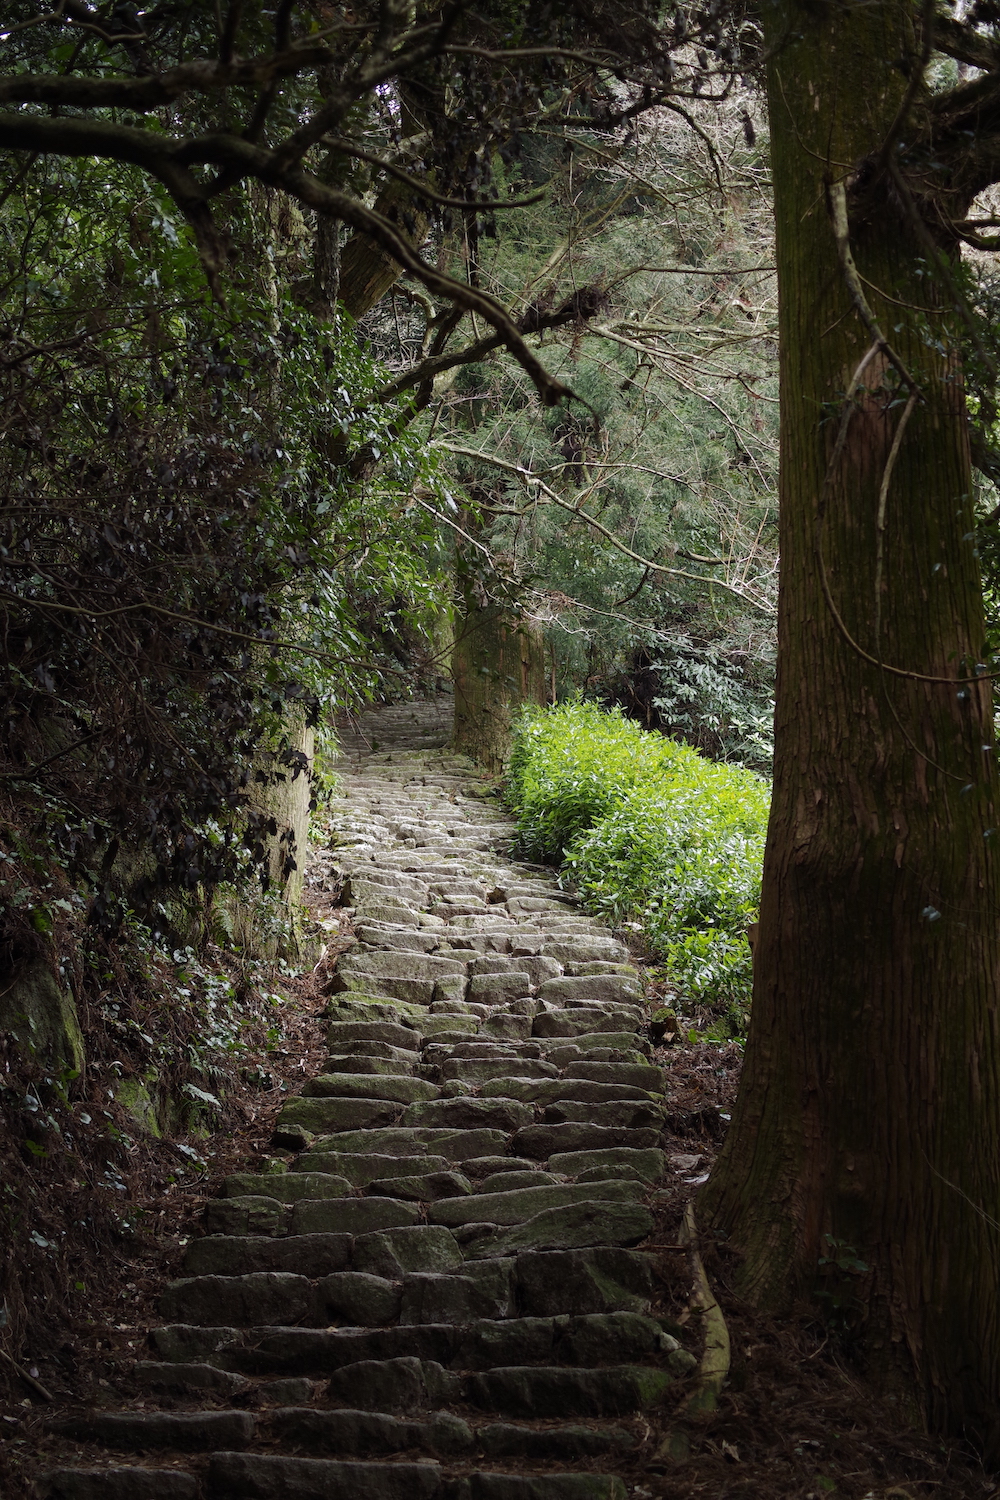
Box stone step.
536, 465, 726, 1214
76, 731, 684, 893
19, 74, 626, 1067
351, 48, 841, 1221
301, 1127, 511, 1159
479, 1077, 660, 1105
367, 1169, 473, 1201
34, 721, 675, 1500
460, 1198, 655, 1258
541, 1100, 666, 1129
302, 1072, 439, 1103
287, 1152, 453, 1187
269, 1404, 475, 1456
436, 1057, 558, 1083
155, 1310, 667, 1375
426, 1178, 644, 1228
218, 1170, 353, 1202
464, 1363, 671, 1417
177, 1240, 656, 1318
206, 1456, 629, 1500
532, 1008, 643, 1036
511, 1124, 662, 1157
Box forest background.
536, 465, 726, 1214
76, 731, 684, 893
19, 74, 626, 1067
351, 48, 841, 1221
8, 0, 1000, 1473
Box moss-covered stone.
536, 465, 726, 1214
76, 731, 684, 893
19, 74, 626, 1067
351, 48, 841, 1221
0, 959, 85, 1075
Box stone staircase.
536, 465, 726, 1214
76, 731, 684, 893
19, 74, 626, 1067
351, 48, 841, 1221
36, 705, 695, 1500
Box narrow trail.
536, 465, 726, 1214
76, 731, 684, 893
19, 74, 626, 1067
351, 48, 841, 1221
35, 697, 707, 1500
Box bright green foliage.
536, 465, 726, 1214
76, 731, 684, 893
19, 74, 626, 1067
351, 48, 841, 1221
508, 702, 769, 1024
508, 700, 696, 859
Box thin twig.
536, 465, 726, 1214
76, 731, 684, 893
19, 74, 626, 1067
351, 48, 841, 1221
0, 1345, 53, 1402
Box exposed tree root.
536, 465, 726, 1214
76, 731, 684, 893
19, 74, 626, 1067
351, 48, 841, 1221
678, 1197, 731, 1416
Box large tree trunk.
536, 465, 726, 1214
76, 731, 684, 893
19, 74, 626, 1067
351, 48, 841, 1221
339, 177, 429, 320
700, 0, 1000, 1448
452, 592, 547, 772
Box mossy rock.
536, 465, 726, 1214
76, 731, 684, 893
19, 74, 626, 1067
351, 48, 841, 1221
0, 959, 85, 1076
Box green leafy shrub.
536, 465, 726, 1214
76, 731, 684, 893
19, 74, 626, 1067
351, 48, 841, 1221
508, 702, 770, 1026
507, 700, 694, 860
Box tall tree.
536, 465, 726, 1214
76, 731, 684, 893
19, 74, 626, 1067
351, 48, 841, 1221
701, 0, 1000, 1450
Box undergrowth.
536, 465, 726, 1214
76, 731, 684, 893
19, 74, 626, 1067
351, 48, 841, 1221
507, 701, 770, 1029
0, 790, 312, 1421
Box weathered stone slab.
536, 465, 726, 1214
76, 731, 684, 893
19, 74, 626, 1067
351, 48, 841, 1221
512, 1124, 661, 1158
464, 1155, 538, 1177
353, 1224, 464, 1278
464, 1364, 671, 1417
207, 1453, 443, 1499
439, 1058, 556, 1086
134, 1361, 248, 1395
464, 1199, 654, 1258
477, 1170, 558, 1193
477, 1422, 635, 1460
540, 1031, 644, 1057
276, 1098, 403, 1135
160, 1274, 315, 1328
203, 1196, 288, 1238
333, 974, 436, 1004
327, 1356, 461, 1411
420, 1013, 480, 1036
220, 1172, 352, 1202
403, 1097, 533, 1133
268, 1406, 473, 1457
317, 1272, 401, 1326
548, 1148, 666, 1183
325, 1021, 422, 1049
536, 975, 642, 1006
302, 1073, 439, 1104
290, 1197, 420, 1237
544, 1045, 646, 1068
400, 1265, 516, 1325
151, 1325, 243, 1365
429, 1179, 642, 1229
481, 1077, 657, 1106
345, 871, 429, 901
532, 1009, 642, 1038
353, 925, 440, 953
337, 951, 467, 982
554, 1310, 663, 1363
565, 962, 638, 978
564, 1061, 665, 1091
467, 973, 533, 1003
367, 1171, 472, 1201
543, 1099, 665, 1130
349, 901, 422, 927
515, 1248, 656, 1316
323, 1051, 421, 1077
228, 1324, 456, 1376
537, 939, 630, 963
304, 1127, 512, 1163
293, 1153, 451, 1186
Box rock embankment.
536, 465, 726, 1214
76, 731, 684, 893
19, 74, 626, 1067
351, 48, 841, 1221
36, 714, 696, 1499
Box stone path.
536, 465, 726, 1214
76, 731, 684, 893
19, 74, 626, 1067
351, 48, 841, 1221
37, 700, 696, 1500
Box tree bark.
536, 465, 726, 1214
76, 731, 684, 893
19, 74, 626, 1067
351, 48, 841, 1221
452, 590, 547, 773
338, 175, 430, 320
700, 0, 1000, 1449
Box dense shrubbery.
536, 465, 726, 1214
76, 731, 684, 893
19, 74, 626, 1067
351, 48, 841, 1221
507, 702, 769, 1027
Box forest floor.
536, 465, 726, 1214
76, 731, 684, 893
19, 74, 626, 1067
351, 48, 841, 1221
2, 697, 996, 1500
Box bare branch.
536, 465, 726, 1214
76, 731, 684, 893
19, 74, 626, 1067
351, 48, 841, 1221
0, 47, 338, 110
439, 443, 776, 613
